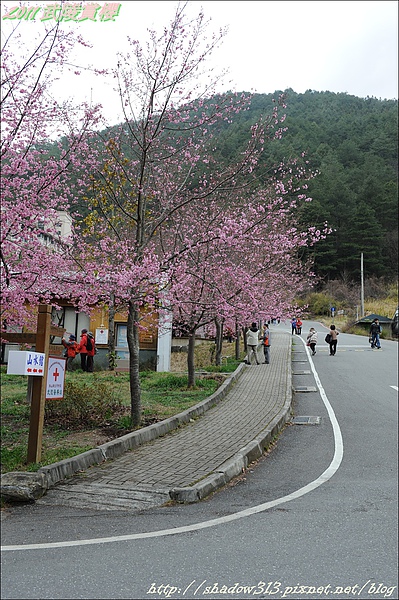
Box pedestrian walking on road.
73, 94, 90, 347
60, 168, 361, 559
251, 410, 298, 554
306, 327, 318, 355
369, 318, 382, 349
328, 324, 339, 355
246, 322, 260, 365
262, 323, 271, 364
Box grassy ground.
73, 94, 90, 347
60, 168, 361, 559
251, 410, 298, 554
1, 341, 243, 474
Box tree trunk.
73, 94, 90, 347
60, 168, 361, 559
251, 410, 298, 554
235, 321, 240, 360
108, 294, 116, 370
215, 317, 224, 366
242, 326, 248, 352
187, 329, 196, 388
127, 300, 141, 427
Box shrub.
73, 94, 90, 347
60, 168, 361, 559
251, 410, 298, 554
302, 292, 334, 316
45, 380, 125, 428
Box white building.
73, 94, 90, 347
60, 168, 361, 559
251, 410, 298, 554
37, 211, 72, 247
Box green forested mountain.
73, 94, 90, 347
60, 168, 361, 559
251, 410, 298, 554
216, 90, 398, 282
57, 89, 398, 283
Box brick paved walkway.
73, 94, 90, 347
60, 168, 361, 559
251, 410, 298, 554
37, 330, 292, 511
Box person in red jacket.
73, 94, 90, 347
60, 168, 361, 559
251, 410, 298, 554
296, 318, 303, 335
62, 334, 79, 371
78, 328, 89, 371
86, 331, 96, 373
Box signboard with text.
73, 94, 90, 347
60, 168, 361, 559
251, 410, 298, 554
45, 356, 66, 400
95, 327, 108, 344
7, 351, 45, 376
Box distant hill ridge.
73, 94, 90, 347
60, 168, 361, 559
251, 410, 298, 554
50, 89, 399, 281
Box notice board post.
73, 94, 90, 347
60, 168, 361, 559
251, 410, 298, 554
27, 304, 52, 464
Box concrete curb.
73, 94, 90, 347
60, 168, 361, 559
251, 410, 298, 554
170, 340, 293, 503
35, 362, 247, 490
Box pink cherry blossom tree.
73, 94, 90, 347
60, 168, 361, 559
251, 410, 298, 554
79, 3, 291, 424
1, 20, 105, 331
1, 4, 329, 429
161, 166, 327, 385
78, 3, 331, 419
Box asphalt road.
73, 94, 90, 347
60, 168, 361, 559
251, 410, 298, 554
1, 320, 398, 600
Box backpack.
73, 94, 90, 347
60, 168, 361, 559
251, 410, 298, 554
86, 335, 93, 351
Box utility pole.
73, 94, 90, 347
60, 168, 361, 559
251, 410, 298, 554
360, 252, 365, 318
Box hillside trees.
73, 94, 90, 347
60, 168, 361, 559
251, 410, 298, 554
280, 92, 398, 281
0, 22, 104, 330
208, 90, 398, 282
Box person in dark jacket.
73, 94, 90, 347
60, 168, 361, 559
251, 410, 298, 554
291, 317, 297, 335
369, 318, 382, 349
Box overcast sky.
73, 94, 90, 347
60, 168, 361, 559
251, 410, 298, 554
1, 1, 398, 126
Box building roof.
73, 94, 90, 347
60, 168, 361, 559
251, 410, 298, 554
355, 313, 392, 324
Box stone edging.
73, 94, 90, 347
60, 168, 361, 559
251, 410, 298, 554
36, 362, 247, 489
169, 344, 293, 503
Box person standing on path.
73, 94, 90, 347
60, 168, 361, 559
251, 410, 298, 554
306, 327, 318, 355
328, 324, 339, 355
86, 331, 96, 372
62, 334, 79, 371
296, 318, 303, 334
77, 328, 89, 371
369, 318, 382, 349
262, 323, 271, 364
291, 317, 297, 335
246, 322, 260, 365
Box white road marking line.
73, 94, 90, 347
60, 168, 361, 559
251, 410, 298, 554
319, 344, 368, 348
391, 386, 398, 391
1, 338, 344, 553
